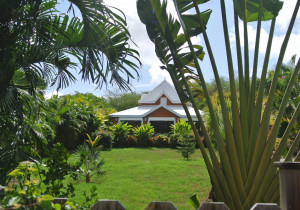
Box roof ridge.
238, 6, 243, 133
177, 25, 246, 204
138, 80, 180, 104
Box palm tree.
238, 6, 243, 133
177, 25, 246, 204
137, 0, 299, 209
0, 0, 140, 184
0, 0, 141, 114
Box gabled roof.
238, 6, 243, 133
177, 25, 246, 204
109, 104, 203, 118
138, 79, 181, 104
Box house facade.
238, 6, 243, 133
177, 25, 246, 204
109, 79, 202, 133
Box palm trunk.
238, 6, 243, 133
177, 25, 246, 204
86, 173, 91, 183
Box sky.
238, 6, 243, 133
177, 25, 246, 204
46, 0, 300, 98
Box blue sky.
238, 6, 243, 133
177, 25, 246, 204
46, 0, 300, 98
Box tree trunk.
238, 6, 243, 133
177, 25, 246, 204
86, 174, 91, 183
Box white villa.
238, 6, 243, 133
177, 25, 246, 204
109, 79, 202, 133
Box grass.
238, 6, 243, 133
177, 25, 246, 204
68, 148, 211, 209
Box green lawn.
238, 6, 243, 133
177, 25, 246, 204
68, 148, 211, 209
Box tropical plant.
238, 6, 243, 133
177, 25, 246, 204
265, 55, 299, 140
0, 0, 140, 186
170, 119, 196, 159
169, 119, 194, 147
125, 135, 138, 147
76, 135, 105, 183
177, 131, 196, 160
153, 134, 170, 147
0, 86, 52, 185
133, 123, 155, 147
137, 0, 300, 209
45, 93, 115, 150
188, 193, 201, 209
192, 77, 232, 110
1, 161, 51, 209
110, 122, 133, 148
0, 0, 140, 113
95, 129, 113, 151
170, 119, 193, 135
203, 91, 232, 147
0, 161, 77, 209
41, 143, 79, 198
81, 185, 99, 208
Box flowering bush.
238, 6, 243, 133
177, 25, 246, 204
153, 135, 169, 147
126, 136, 138, 147
147, 137, 155, 147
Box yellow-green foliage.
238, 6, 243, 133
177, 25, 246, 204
170, 119, 193, 136
133, 123, 155, 147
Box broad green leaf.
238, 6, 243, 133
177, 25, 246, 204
176, 0, 210, 14
60, 106, 70, 114
52, 203, 62, 210
39, 200, 52, 210
38, 194, 54, 203
8, 169, 23, 177
174, 34, 186, 49
18, 190, 26, 195
181, 10, 212, 36
233, 0, 283, 22
28, 167, 37, 173
187, 193, 201, 209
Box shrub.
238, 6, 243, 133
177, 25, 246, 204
110, 122, 132, 148
95, 129, 113, 151
169, 119, 194, 148
126, 135, 138, 147
0, 161, 80, 209
1, 162, 58, 209
177, 132, 196, 160
169, 133, 181, 148
133, 123, 155, 147
76, 134, 105, 183
170, 119, 192, 135
153, 135, 170, 147
41, 143, 79, 197
147, 137, 155, 147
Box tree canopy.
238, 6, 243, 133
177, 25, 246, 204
0, 0, 141, 116
0, 0, 141, 184
106, 90, 142, 111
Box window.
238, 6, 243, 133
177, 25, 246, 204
149, 121, 174, 134
120, 120, 142, 127
160, 97, 167, 105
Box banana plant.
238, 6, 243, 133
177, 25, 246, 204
137, 0, 300, 209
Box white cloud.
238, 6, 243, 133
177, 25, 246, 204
131, 83, 155, 88
148, 58, 173, 84
277, 0, 300, 32
45, 90, 66, 99
103, 0, 158, 67
105, 0, 299, 88
272, 33, 300, 62
231, 15, 299, 63
103, 0, 182, 86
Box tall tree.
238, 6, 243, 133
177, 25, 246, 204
0, 0, 141, 115
106, 90, 141, 111
0, 0, 140, 184
137, 0, 299, 209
